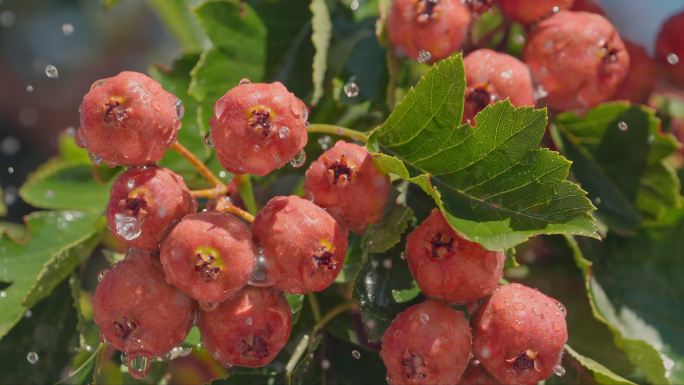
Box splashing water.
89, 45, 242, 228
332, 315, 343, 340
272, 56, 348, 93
114, 214, 142, 241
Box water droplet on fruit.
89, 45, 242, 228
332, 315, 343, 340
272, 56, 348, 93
45, 65, 59, 78
534, 85, 548, 100
321, 359, 331, 369
114, 214, 142, 241
344, 79, 360, 98
557, 302, 566, 315
480, 347, 491, 359
419, 312, 429, 324
62, 23, 74, 35
204, 131, 214, 147
667, 53, 680, 65
500, 69, 513, 80
26, 84, 34, 92
97, 269, 109, 282
617, 121, 628, 131
26, 351, 39, 364
351, 350, 361, 359
127, 354, 152, 379
552, 5, 560, 13
317, 135, 332, 150
88, 152, 103, 165
127, 179, 135, 190
512, 302, 525, 311
417, 50, 432, 63
289, 150, 306, 168
400, 252, 406, 260
553, 363, 566, 377
249, 250, 275, 287
239, 78, 251, 85
175, 99, 185, 119
278, 126, 290, 139
245, 317, 253, 326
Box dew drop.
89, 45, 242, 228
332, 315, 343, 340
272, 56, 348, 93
351, 350, 361, 359
8, 166, 14, 174
553, 363, 566, 377
26, 351, 39, 364
45, 65, 59, 79
127, 354, 152, 379
62, 23, 74, 35
26, 84, 34, 92
249, 250, 275, 287
417, 50, 432, 63
617, 121, 628, 131
594, 196, 602, 205
667, 53, 680, 65
321, 358, 331, 369
534, 85, 549, 100
278, 126, 290, 139
97, 269, 109, 282
350, 0, 360, 11
344, 79, 360, 98
500, 69, 513, 80
480, 347, 491, 359
65, 126, 76, 137
289, 150, 306, 168
175, 99, 185, 120
114, 214, 142, 241
204, 131, 214, 147
239, 78, 252, 85
400, 252, 406, 260
557, 302, 566, 315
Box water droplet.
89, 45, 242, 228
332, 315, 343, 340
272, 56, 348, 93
350, 0, 360, 10
278, 126, 290, 139
1, 136, 20, 156
97, 269, 109, 282
0, 291, 6, 298
512, 302, 525, 311
24, 310, 32, 318
26, 84, 34, 92
321, 359, 331, 369
383, 258, 393, 269
7, 166, 14, 174
45, 65, 59, 79
351, 350, 361, 359
667, 53, 680, 65
65, 126, 76, 137
400, 252, 406, 260
420, 312, 429, 325
617, 121, 628, 131
175, 99, 185, 119
552, 5, 560, 12
594, 196, 602, 205
62, 23, 74, 35
289, 150, 306, 168
88, 152, 103, 165
204, 131, 214, 147
245, 317, 253, 326
534, 85, 549, 100
26, 351, 39, 364
0, 10, 16, 28
239, 78, 251, 85
249, 250, 275, 287
114, 214, 142, 241
317, 135, 332, 150
480, 347, 491, 359
500, 69, 513, 80
127, 354, 152, 379
553, 364, 566, 377
557, 302, 566, 315
416, 50, 432, 63
344, 80, 360, 98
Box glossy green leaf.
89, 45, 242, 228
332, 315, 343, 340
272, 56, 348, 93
369, 54, 597, 250
146, 0, 206, 53
0, 210, 102, 338
19, 161, 112, 211
556, 103, 681, 232
310, 0, 331, 105
286, 293, 305, 324
565, 345, 637, 385
362, 205, 414, 254
58, 133, 90, 164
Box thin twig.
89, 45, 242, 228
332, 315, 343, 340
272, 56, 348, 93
215, 197, 255, 223
170, 141, 223, 187
307, 124, 369, 143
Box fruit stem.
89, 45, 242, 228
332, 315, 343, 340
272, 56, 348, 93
215, 197, 255, 223
190, 184, 228, 198
307, 124, 368, 143
307, 293, 322, 322
313, 302, 357, 332
170, 141, 223, 187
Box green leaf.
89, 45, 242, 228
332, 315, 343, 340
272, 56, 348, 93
362, 205, 414, 254
56, 344, 104, 385
0, 210, 102, 338
19, 161, 112, 211
181, 326, 201, 348
391, 279, 420, 303
286, 293, 305, 324
565, 345, 637, 385
369, 54, 597, 250
555, 103, 681, 232
189, 0, 266, 101
567, 235, 680, 384
146, 0, 207, 53
309, 0, 331, 105
58, 133, 90, 163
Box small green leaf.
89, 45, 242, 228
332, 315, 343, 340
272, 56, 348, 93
286, 293, 305, 324
58, 133, 90, 164
56, 344, 104, 385
309, 0, 331, 105
565, 345, 637, 385
556, 103, 681, 232
391, 280, 420, 303
0, 210, 102, 338
145, 0, 207, 53
19, 161, 112, 211
362, 205, 414, 254
181, 326, 201, 348
369, 54, 597, 250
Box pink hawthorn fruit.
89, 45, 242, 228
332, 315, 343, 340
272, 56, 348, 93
473, 283, 568, 385
405, 210, 505, 304
160, 211, 257, 306
252, 195, 348, 294
387, 0, 471, 63
93, 251, 196, 376
380, 300, 472, 385
210, 81, 308, 176
656, 10, 684, 87
463, 49, 535, 124
465, 0, 495, 14
497, 0, 574, 24
304, 140, 391, 234
198, 286, 292, 368
523, 11, 629, 111
106, 166, 196, 251
78, 71, 182, 166
612, 41, 659, 103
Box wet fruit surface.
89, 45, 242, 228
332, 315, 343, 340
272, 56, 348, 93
498, 0, 574, 24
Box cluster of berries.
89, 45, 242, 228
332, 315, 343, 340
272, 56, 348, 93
79, 71, 392, 377
388, 0, 684, 122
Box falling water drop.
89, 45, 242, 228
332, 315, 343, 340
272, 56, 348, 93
26, 352, 39, 364
321, 359, 331, 369
344, 80, 360, 98
26, 85, 34, 92
45, 65, 59, 79
317, 135, 332, 150
617, 121, 628, 131
62, 23, 74, 35
667, 53, 680, 65
351, 350, 361, 359
289, 150, 306, 168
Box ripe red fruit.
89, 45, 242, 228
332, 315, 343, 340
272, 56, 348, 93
106, 166, 196, 251
656, 10, 684, 87
612, 41, 659, 103
463, 49, 535, 124
210, 81, 308, 176
458, 361, 502, 385
160, 212, 257, 305
570, 0, 605, 15
497, 0, 574, 24
473, 283, 568, 385
405, 210, 505, 304
93, 251, 196, 367
387, 0, 471, 63
380, 300, 472, 385
523, 11, 629, 111
198, 286, 292, 368
78, 71, 182, 166
252, 195, 348, 294
304, 141, 391, 234
465, 0, 494, 14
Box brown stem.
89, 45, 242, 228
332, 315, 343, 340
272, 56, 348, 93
215, 197, 255, 223
170, 141, 223, 187
190, 185, 228, 198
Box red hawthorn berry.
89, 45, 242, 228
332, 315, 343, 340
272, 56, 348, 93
463, 49, 535, 124
78, 71, 182, 166
656, 10, 684, 88
465, 0, 495, 14
160, 212, 257, 305
523, 11, 629, 111
93, 251, 196, 366
380, 300, 472, 385
210, 81, 308, 176
387, 0, 471, 63
405, 210, 504, 304
304, 141, 391, 234
570, 0, 605, 15
458, 361, 502, 385
106, 166, 196, 251
612, 41, 660, 103
473, 283, 568, 385
497, 0, 574, 24
198, 286, 292, 368
252, 195, 348, 294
